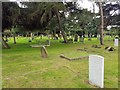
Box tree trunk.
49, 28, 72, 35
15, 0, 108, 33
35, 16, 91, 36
99, 2, 104, 45
26, 32, 29, 39
13, 33, 16, 44
2, 36, 10, 49
55, 9, 68, 43
52, 30, 56, 40
5, 35, 8, 42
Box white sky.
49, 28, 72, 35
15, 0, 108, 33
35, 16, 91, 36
9, 0, 99, 13
9, 0, 119, 15
76, 0, 99, 13
10, 0, 28, 1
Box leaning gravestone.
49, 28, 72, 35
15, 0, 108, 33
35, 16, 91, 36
41, 46, 48, 58
114, 38, 118, 46
89, 55, 104, 88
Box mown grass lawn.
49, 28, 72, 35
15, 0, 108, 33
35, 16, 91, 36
2, 37, 118, 88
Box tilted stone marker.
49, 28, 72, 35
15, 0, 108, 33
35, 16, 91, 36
89, 55, 104, 88
41, 46, 48, 58
114, 39, 118, 46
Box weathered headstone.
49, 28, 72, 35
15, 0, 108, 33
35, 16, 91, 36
114, 39, 118, 46
89, 55, 104, 88
97, 35, 100, 40
80, 36, 84, 43
41, 46, 48, 58
74, 34, 78, 42
46, 40, 50, 46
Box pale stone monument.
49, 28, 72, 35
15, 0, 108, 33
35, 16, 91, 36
114, 39, 118, 46
80, 36, 84, 43
89, 55, 104, 88
41, 46, 48, 58
97, 35, 100, 40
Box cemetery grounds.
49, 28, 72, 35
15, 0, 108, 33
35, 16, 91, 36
2, 36, 118, 88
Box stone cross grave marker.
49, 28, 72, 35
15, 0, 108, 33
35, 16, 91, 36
89, 55, 104, 88
114, 39, 118, 46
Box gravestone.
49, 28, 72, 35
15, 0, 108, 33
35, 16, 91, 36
114, 39, 118, 46
74, 34, 78, 42
46, 40, 50, 46
97, 35, 100, 40
80, 36, 84, 43
41, 46, 48, 58
89, 55, 104, 88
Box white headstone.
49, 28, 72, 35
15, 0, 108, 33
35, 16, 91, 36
114, 39, 118, 46
89, 55, 104, 88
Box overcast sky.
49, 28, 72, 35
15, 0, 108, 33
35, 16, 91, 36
76, 0, 99, 13
9, 0, 99, 13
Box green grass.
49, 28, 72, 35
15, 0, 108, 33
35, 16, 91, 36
2, 37, 118, 88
